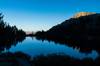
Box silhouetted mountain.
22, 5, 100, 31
46, 12, 100, 41
35, 12, 100, 53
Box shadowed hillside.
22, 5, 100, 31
35, 12, 100, 53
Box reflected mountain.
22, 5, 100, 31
0, 36, 25, 52
34, 12, 100, 53
34, 36, 97, 53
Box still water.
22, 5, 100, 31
8, 37, 98, 60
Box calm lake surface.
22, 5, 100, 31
7, 37, 99, 60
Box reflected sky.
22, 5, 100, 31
8, 37, 99, 60
0, 0, 100, 31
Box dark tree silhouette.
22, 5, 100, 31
0, 13, 26, 52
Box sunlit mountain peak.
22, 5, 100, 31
73, 12, 96, 18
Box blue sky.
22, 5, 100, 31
0, 0, 100, 31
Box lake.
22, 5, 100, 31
5, 37, 99, 60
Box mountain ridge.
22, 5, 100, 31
72, 12, 96, 18
35, 12, 100, 52
36, 12, 100, 43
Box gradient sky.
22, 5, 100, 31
0, 0, 100, 31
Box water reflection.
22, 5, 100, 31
0, 36, 99, 60
0, 36, 25, 52
9, 37, 99, 60
34, 35, 100, 53
0, 36, 100, 65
